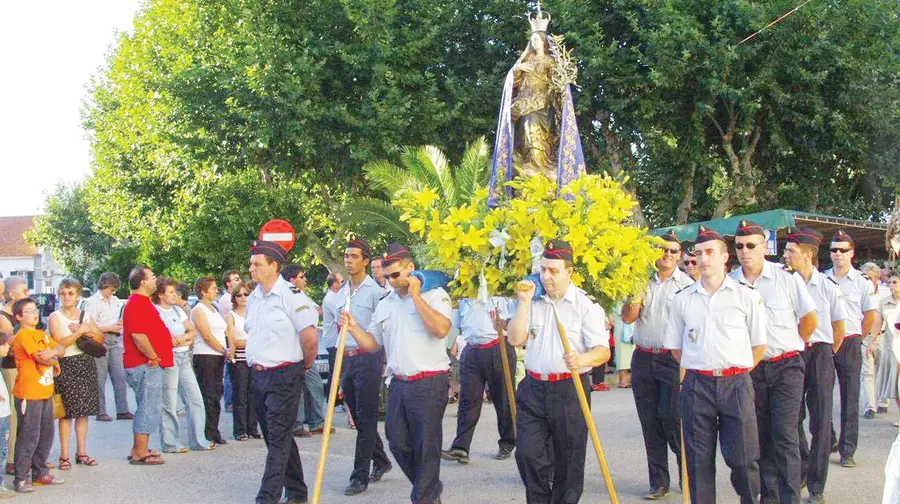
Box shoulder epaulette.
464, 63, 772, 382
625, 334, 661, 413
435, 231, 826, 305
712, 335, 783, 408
737, 280, 756, 290
675, 286, 687, 295
826, 277, 839, 286
379, 291, 390, 301
290, 286, 302, 294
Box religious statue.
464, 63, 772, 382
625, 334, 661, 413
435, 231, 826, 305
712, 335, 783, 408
488, 9, 586, 207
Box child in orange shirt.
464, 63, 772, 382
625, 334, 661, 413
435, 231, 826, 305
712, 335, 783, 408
11, 298, 64, 493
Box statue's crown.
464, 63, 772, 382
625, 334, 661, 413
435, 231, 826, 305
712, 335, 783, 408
529, 10, 550, 33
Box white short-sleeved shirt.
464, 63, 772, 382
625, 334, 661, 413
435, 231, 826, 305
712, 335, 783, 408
633, 269, 695, 349
664, 276, 767, 370
217, 293, 233, 320
730, 261, 816, 358
51, 311, 93, 358
191, 302, 227, 356
245, 276, 320, 368
84, 292, 122, 334
457, 297, 512, 346
804, 270, 848, 344
367, 287, 452, 377
321, 289, 340, 349
335, 276, 385, 350
824, 267, 877, 336
0, 371, 9, 417
523, 285, 609, 375
156, 305, 190, 353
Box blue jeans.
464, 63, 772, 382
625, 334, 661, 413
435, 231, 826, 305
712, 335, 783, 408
125, 364, 164, 436
0, 415, 8, 486
295, 367, 325, 429
161, 352, 209, 451
224, 361, 233, 407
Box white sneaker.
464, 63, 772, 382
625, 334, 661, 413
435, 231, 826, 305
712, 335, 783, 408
893, 418, 900, 427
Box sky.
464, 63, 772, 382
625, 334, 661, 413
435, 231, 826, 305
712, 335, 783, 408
0, 1, 143, 217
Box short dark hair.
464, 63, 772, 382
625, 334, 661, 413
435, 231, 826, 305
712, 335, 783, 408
326, 273, 341, 289
281, 264, 304, 282
98, 272, 121, 291
153, 277, 177, 304
175, 282, 191, 302
128, 266, 151, 290
222, 270, 241, 288
798, 243, 819, 264
58, 277, 83, 295
12, 298, 36, 318
194, 277, 216, 297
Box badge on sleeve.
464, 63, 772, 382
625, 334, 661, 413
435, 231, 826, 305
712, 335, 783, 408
688, 328, 698, 342
296, 305, 310, 312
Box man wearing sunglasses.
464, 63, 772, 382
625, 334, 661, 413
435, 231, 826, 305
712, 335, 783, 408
681, 244, 700, 281
729, 221, 818, 504
333, 239, 393, 497
824, 230, 877, 469
783, 227, 846, 504
340, 242, 452, 504
622, 230, 694, 500
664, 225, 767, 504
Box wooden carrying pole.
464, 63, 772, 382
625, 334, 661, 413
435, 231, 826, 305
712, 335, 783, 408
680, 368, 690, 504
549, 302, 619, 504
312, 300, 352, 504
497, 328, 518, 430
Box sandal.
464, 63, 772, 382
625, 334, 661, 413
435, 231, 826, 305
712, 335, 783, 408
128, 453, 165, 466
127, 450, 161, 461
75, 454, 98, 466
236, 434, 249, 442
58, 457, 72, 471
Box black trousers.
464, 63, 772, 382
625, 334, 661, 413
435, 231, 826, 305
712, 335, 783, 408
342, 351, 391, 484
386, 372, 449, 504
229, 360, 259, 437
752, 354, 805, 504
631, 351, 682, 491
682, 371, 760, 504
13, 398, 53, 485
799, 343, 835, 496
252, 361, 307, 504
833, 337, 861, 458
193, 354, 224, 441
450, 342, 516, 454
515, 374, 590, 504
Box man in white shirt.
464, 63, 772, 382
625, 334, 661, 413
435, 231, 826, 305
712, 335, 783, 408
85, 272, 132, 421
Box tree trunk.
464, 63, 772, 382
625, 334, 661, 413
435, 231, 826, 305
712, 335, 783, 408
675, 162, 696, 224
301, 228, 346, 276
709, 107, 762, 220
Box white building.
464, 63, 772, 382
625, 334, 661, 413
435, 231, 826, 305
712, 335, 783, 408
0, 216, 67, 294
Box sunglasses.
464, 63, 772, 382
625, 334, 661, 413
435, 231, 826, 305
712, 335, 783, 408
663, 248, 681, 255
387, 271, 404, 280
683, 260, 697, 266
830, 247, 852, 254
235, 293, 248, 298
734, 242, 762, 250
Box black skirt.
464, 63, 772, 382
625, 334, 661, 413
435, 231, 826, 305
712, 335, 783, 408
56, 353, 101, 419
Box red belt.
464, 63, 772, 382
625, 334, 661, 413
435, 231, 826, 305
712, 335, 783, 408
393, 370, 449, 382
252, 361, 294, 372
691, 367, 752, 377
470, 339, 500, 350
766, 350, 800, 363
344, 348, 369, 358
636, 346, 671, 355
844, 333, 862, 339
527, 370, 586, 382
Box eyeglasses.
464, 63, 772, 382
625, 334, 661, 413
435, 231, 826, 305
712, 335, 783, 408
388, 271, 403, 280
830, 247, 852, 254
734, 242, 761, 250
21, 309, 38, 315
663, 248, 681, 255
683, 260, 697, 266
235, 293, 248, 298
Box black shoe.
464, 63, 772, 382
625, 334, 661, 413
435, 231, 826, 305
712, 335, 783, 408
840, 455, 856, 468
863, 410, 876, 419
249, 432, 263, 439
213, 437, 228, 445
807, 493, 825, 504
830, 439, 838, 454
495, 447, 513, 460
879, 406, 890, 414
643, 487, 670, 500
344, 479, 368, 496
440, 448, 469, 464
369, 463, 392, 482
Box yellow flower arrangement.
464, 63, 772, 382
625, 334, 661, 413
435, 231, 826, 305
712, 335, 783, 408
396, 173, 663, 308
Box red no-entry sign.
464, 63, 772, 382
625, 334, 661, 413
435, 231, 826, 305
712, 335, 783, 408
259, 219, 296, 252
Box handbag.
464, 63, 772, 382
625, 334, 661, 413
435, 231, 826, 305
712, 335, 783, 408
75, 310, 108, 358
52, 393, 66, 420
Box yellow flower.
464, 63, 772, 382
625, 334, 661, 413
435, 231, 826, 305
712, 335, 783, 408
414, 187, 440, 209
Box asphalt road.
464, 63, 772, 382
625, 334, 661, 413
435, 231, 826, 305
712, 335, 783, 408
10, 381, 894, 503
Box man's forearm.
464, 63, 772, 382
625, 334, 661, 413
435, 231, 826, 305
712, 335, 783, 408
579, 346, 611, 368
347, 325, 380, 352
507, 302, 531, 347
131, 333, 159, 360
412, 295, 450, 338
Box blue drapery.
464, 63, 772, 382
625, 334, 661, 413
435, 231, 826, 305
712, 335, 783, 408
487, 34, 586, 208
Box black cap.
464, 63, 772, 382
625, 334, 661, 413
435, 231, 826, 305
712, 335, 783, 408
735, 220, 765, 238
695, 224, 725, 244
382, 242, 412, 267
786, 227, 823, 247
832, 230, 854, 246
347, 238, 372, 260
543, 239, 574, 262
250, 240, 288, 264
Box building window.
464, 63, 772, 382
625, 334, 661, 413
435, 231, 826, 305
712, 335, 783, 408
9, 271, 34, 291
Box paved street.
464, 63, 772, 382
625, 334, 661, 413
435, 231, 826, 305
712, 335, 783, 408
11, 381, 894, 503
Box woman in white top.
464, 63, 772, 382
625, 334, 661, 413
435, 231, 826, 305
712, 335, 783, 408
48, 278, 104, 470
191, 276, 229, 445
153, 277, 213, 452
225, 282, 260, 441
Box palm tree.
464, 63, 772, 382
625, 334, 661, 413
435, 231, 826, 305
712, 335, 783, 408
342, 137, 491, 242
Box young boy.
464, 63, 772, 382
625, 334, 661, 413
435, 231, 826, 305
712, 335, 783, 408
11, 298, 64, 493
0, 332, 13, 498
